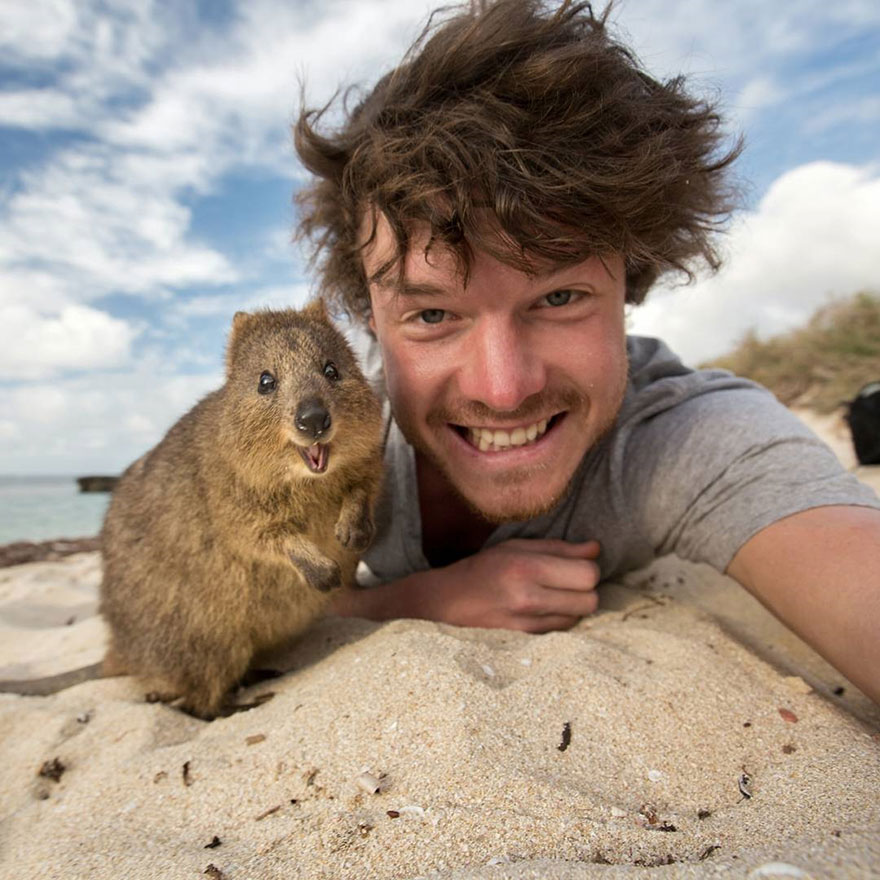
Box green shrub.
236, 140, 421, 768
703, 292, 880, 413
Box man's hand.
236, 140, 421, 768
330, 538, 601, 632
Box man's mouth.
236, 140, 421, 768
454, 414, 563, 453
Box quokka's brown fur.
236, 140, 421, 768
98, 300, 383, 718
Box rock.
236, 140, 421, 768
76, 476, 119, 493
0, 537, 100, 568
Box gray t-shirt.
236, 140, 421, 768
351, 331, 880, 584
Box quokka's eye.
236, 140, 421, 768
258, 371, 277, 394
323, 361, 340, 381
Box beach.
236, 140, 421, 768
0, 412, 878, 880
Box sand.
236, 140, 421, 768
0, 414, 878, 880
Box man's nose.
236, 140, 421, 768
456, 317, 546, 412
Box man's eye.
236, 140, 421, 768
544, 290, 573, 307
419, 309, 446, 324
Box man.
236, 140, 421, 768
293, 0, 880, 702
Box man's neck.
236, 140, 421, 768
416, 453, 495, 568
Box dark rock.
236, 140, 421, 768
76, 476, 118, 493
0, 537, 100, 568
76, 477, 119, 492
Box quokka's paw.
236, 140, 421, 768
289, 552, 341, 593
335, 510, 375, 552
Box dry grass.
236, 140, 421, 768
703, 292, 880, 413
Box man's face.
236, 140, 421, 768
364, 216, 628, 522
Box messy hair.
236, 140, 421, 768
294, 0, 742, 319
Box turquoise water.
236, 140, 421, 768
0, 476, 111, 545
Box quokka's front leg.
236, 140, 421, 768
334, 486, 376, 552
285, 534, 341, 593
255, 524, 340, 592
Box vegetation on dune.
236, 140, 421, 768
703, 292, 880, 413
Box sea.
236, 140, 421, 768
0, 476, 112, 546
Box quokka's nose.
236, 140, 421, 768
295, 399, 332, 440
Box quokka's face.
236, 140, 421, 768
227, 310, 381, 479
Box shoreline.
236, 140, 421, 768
0, 536, 100, 568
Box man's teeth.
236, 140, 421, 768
467, 419, 549, 452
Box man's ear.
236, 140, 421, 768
368, 312, 376, 334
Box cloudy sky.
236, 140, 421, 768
1, 0, 879, 476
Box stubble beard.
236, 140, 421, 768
392, 379, 627, 524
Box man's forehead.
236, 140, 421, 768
360, 208, 623, 300
367, 259, 578, 295
363, 218, 576, 289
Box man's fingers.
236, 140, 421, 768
540, 578, 600, 617
506, 566, 599, 619
530, 555, 601, 594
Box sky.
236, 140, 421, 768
1, 0, 879, 476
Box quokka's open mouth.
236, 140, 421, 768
298, 443, 329, 473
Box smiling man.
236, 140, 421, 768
366, 223, 628, 527
293, 0, 880, 701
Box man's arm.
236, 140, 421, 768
331, 538, 601, 633
726, 504, 880, 704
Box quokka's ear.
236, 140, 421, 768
301, 296, 329, 322
226, 311, 253, 374
232, 310, 252, 330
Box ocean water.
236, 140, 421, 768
0, 476, 112, 545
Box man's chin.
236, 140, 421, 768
445, 470, 574, 524
405, 427, 580, 523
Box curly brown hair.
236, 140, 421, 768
294, 0, 742, 319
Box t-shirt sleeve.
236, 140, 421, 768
622, 385, 880, 572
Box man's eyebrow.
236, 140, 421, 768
368, 275, 447, 297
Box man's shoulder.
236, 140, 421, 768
621, 335, 768, 424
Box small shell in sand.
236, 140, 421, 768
356, 772, 382, 795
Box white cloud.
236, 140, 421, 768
0, 304, 137, 380
627, 161, 880, 365
0, 268, 77, 313
0, 90, 82, 129
0, 421, 19, 441
612, 0, 880, 146
0, 0, 438, 345
615, 0, 880, 77
0, 145, 238, 300
0, 0, 79, 62
0, 0, 168, 134
805, 95, 880, 136
98, 0, 439, 173
735, 76, 786, 120
0, 368, 222, 475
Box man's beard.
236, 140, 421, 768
393, 384, 621, 524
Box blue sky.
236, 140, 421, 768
1, 0, 879, 475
